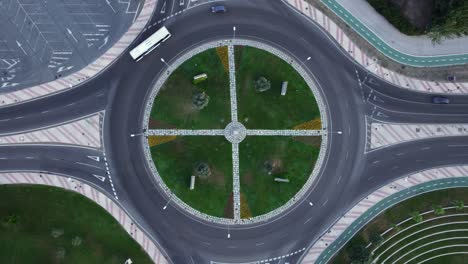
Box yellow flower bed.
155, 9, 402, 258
240, 192, 252, 219
216, 46, 229, 73
294, 118, 322, 130
148, 135, 176, 147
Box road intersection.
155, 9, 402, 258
0, 0, 468, 263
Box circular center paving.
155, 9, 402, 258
224, 122, 247, 143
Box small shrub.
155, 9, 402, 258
254, 76, 271, 93
433, 205, 445, 215
51, 228, 64, 238
410, 212, 423, 223
452, 200, 465, 211
71, 236, 83, 247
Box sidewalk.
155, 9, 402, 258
0, 0, 157, 108
332, 0, 468, 57
286, 0, 468, 94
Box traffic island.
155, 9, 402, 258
143, 39, 328, 224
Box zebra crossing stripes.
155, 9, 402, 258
370, 121, 468, 149
301, 166, 468, 263
0, 112, 103, 148
0, 172, 169, 264
286, 0, 468, 94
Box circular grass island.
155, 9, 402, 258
144, 41, 326, 223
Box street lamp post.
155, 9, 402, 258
302, 56, 312, 64
233, 26, 236, 41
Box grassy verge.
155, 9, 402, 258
331, 188, 468, 264
235, 46, 320, 129
150, 48, 231, 129
0, 185, 152, 264
239, 136, 320, 217
151, 136, 233, 217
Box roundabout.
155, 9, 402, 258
2, 0, 468, 263
142, 39, 328, 224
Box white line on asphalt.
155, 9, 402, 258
256, 242, 265, 246
421, 147, 431, 150
304, 217, 313, 224
41, 110, 50, 114
322, 199, 329, 207
0, 157, 7, 160
449, 145, 468, 147
75, 162, 103, 170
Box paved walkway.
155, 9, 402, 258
329, 0, 468, 58
301, 166, 468, 264
0, 112, 103, 148
0, 172, 169, 264
286, 0, 468, 94
369, 120, 468, 150
0, 0, 157, 107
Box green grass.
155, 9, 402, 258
151, 136, 233, 217
331, 188, 468, 264
235, 46, 320, 129
0, 185, 152, 264
366, 0, 423, 35
150, 48, 231, 129
239, 136, 321, 217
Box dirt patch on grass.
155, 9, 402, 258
243, 171, 254, 186
223, 192, 234, 219
294, 136, 322, 148
149, 118, 176, 129
205, 167, 225, 187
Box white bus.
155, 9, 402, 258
129, 26, 171, 61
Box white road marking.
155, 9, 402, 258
87, 155, 100, 162
75, 162, 103, 170
92, 174, 106, 182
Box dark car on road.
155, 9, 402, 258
211, 5, 226, 14
432, 96, 450, 104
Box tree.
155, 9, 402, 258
254, 76, 271, 93
433, 205, 445, 215
192, 91, 210, 109
193, 162, 211, 179
410, 211, 423, 223
348, 244, 371, 263
369, 231, 384, 246
452, 200, 465, 211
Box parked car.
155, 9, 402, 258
211, 5, 226, 14
432, 96, 450, 104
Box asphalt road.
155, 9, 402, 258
0, 0, 467, 263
